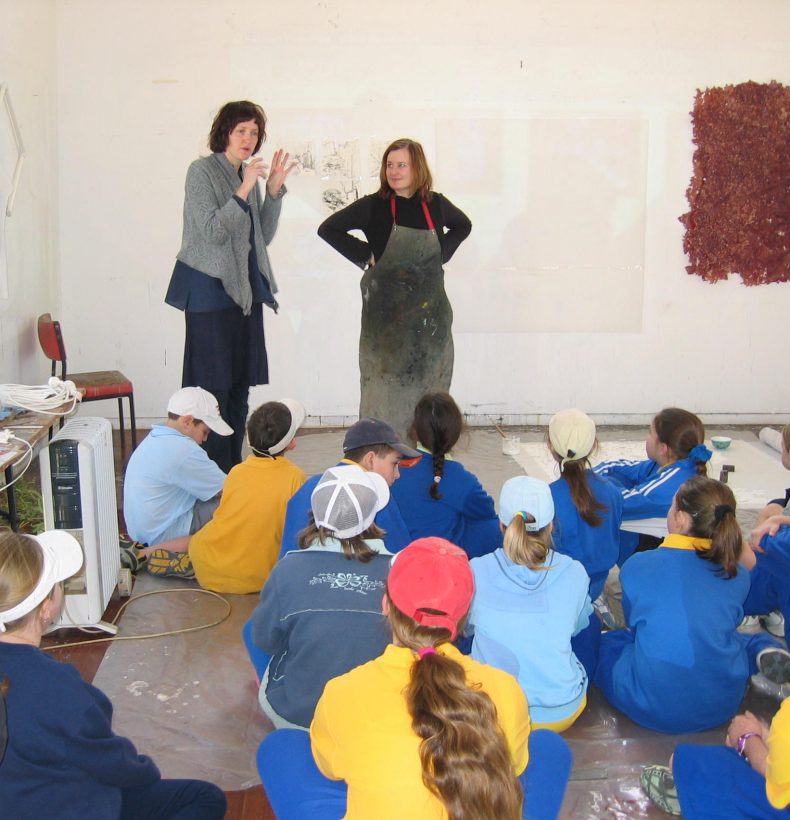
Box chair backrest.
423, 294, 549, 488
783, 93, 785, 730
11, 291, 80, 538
37, 313, 67, 378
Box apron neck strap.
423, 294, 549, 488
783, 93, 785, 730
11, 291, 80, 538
390, 195, 435, 231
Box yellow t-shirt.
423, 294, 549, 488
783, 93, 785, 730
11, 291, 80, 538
310, 643, 530, 819
189, 455, 305, 594
766, 695, 790, 809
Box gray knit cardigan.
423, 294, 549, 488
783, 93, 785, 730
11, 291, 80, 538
176, 152, 284, 315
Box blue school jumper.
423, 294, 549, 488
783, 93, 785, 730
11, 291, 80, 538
279, 461, 411, 558
593, 455, 702, 564
550, 471, 624, 600
595, 534, 750, 733
745, 524, 790, 627
389, 449, 502, 559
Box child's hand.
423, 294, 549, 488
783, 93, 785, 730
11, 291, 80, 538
725, 711, 765, 746
750, 514, 790, 550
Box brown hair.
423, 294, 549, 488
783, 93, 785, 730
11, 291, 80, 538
386, 598, 522, 820
208, 101, 267, 154
654, 407, 707, 475
0, 530, 45, 632
377, 139, 434, 202
503, 515, 553, 570
781, 422, 790, 453
550, 442, 606, 526
247, 401, 291, 456
408, 393, 464, 501
674, 477, 742, 578
296, 515, 383, 563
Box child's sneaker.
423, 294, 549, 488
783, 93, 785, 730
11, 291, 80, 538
593, 596, 618, 630
146, 549, 195, 579
751, 648, 790, 700
640, 765, 681, 816
760, 611, 785, 639
737, 615, 762, 633
119, 540, 146, 574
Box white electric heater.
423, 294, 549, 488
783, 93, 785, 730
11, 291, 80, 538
39, 417, 120, 633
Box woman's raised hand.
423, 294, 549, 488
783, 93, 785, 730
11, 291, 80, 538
266, 149, 297, 196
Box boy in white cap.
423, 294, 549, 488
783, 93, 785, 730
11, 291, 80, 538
122, 387, 230, 575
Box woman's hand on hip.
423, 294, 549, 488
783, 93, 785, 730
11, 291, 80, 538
266, 149, 297, 197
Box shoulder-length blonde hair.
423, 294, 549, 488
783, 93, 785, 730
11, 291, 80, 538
377, 138, 434, 202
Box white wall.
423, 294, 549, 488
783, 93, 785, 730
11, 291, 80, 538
0, 0, 58, 384
47, 1, 790, 425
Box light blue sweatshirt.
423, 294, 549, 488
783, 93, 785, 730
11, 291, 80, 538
468, 548, 592, 725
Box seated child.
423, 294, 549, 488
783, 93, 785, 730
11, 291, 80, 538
279, 417, 419, 557
468, 476, 592, 731
123, 387, 229, 570
642, 703, 790, 818
547, 408, 624, 602
743, 422, 790, 641
595, 477, 783, 734
593, 407, 711, 564
185, 400, 307, 593
249, 464, 393, 729
257, 537, 573, 820
0, 529, 226, 818
390, 392, 502, 558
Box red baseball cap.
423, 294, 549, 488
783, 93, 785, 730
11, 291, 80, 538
387, 537, 474, 640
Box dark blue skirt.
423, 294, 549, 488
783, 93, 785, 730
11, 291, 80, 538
182, 305, 268, 391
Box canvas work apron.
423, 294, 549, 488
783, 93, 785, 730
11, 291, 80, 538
359, 196, 453, 437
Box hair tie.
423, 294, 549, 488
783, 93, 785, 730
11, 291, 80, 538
433, 476, 441, 484
418, 647, 437, 658
689, 444, 712, 463
714, 504, 734, 522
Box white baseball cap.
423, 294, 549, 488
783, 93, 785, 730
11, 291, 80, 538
311, 464, 390, 540
0, 531, 83, 632
549, 408, 596, 465
499, 476, 555, 532
167, 387, 233, 436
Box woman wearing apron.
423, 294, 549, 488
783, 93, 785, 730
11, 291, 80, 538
166, 100, 294, 473
318, 138, 471, 437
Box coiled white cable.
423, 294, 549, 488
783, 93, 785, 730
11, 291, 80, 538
0, 377, 81, 416
0, 432, 33, 491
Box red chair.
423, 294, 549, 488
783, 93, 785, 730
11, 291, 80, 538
37, 313, 137, 450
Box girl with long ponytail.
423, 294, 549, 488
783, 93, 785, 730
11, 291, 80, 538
595, 477, 784, 734
257, 538, 573, 820
547, 409, 624, 602
390, 392, 502, 559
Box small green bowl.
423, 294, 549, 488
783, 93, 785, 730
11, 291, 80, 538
711, 436, 732, 450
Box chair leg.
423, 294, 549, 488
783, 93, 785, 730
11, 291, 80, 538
118, 397, 126, 453
128, 393, 137, 450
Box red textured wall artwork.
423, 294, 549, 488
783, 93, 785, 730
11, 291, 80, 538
679, 80, 790, 285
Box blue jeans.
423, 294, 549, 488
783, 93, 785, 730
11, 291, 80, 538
257, 727, 572, 820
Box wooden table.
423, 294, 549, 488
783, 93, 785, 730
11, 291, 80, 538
0, 405, 75, 530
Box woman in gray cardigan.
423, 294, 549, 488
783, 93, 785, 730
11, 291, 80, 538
166, 100, 294, 472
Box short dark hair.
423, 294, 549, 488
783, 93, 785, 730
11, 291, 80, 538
208, 101, 267, 154
247, 402, 291, 454
343, 443, 398, 464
